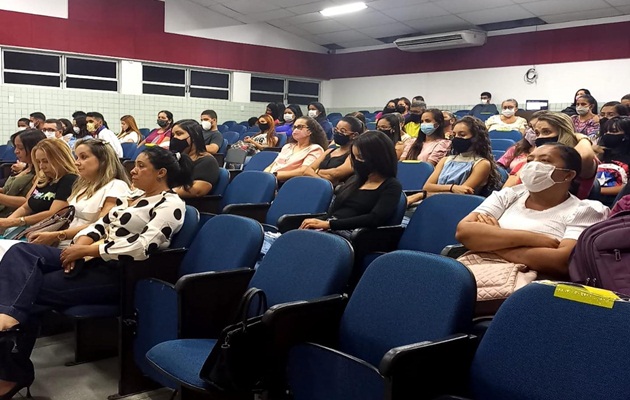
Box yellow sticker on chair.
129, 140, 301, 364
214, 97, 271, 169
552, 283, 619, 309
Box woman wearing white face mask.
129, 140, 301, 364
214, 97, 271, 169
456, 142, 609, 280
277, 104, 303, 137
307, 101, 333, 141
485, 99, 528, 134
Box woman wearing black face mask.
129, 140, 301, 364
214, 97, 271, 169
170, 119, 219, 198
407, 116, 501, 206
300, 130, 402, 231
594, 117, 630, 206
138, 110, 173, 149
244, 114, 278, 152
303, 116, 364, 185
375, 99, 399, 120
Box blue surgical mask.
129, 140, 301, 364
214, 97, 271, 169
420, 123, 437, 135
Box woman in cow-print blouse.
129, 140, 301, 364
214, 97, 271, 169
0, 146, 193, 394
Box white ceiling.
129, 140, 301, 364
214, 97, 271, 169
186, 0, 630, 49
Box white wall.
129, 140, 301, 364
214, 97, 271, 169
325, 58, 630, 113
0, 0, 67, 19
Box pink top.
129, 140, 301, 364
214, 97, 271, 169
401, 138, 451, 165
497, 146, 528, 171
269, 143, 324, 173
570, 115, 599, 139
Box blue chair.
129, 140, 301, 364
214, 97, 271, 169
489, 130, 522, 142
490, 138, 516, 151
477, 113, 495, 122
328, 112, 342, 120
231, 125, 247, 135
366, 122, 376, 130
223, 121, 237, 129
454, 110, 470, 119
1, 145, 16, 163
247, 125, 261, 134
139, 128, 151, 138
184, 168, 230, 214
280, 250, 476, 400
218, 138, 228, 154
121, 142, 137, 159
145, 230, 354, 398
129, 215, 265, 391
276, 132, 287, 147
397, 161, 434, 192
217, 124, 228, 134
220, 171, 276, 213
426, 281, 630, 399
223, 131, 240, 145
243, 151, 278, 172
492, 149, 506, 161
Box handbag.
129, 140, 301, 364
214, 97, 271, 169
200, 287, 269, 392
15, 205, 75, 241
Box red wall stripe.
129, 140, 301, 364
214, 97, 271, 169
0, 0, 627, 80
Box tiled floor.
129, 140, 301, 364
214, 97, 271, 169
16, 333, 176, 400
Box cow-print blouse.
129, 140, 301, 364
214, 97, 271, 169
75, 190, 185, 262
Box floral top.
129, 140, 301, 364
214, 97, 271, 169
75, 190, 185, 262
571, 115, 599, 140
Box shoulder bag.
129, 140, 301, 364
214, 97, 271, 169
16, 205, 75, 241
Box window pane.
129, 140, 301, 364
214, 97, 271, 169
251, 77, 284, 93
190, 88, 229, 100
67, 58, 116, 78
287, 95, 318, 106
143, 66, 185, 84
143, 84, 185, 97
67, 77, 117, 91
4, 72, 59, 87
191, 71, 229, 88
251, 92, 284, 103
288, 80, 319, 96
4, 51, 59, 73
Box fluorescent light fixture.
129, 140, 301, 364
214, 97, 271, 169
320, 2, 367, 17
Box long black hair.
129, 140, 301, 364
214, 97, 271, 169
376, 113, 402, 143
141, 146, 193, 190
172, 119, 207, 156
13, 129, 46, 166
308, 101, 328, 122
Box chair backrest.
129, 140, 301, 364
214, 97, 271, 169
224, 147, 248, 168
218, 139, 228, 154
121, 142, 137, 159
170, 205, 200, 249
492, 149, 506, 161
220, 170, 276, 210
489, 130, 522, 143
0, 145, 8, 159
180, 214, 264, 276
276, 132, 287, 147
385, 192, 407, 226
133, 144, 146, 160
1, 145, 16, 162
400, 193, 485, 254
490, 138, 516, 151
249, 230, 353, 307
366, 122, 376, 130
232, 125, 247, 134
223, 131, 240, 145
454, 110, 470, 119
223, 120, 237, 129
338, 250, 475, 367
266, 177, 333, 226
397, 161, 434, 191
139, 128, 151, 138
470, 282, 630, 400
247, 125, 261, 134
209, 168, 230, 196
217, 124, 228, 133
243, 151, 278, 171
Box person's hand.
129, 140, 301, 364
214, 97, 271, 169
476, 213, 500, 227
62, 260, 75, 274
28, 231, 59, 246
452, 185, 474, 194
11, 162, 26, 174
532, 234, 560, 249
244, 136, 251, 143
60, 244, 91, 264
299, 218, 330, 230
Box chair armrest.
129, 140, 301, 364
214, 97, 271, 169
262, 147, 282, 152
222, 203, 271, 224
277, 213, 327, 233
379, 334, 478, 400
184, 195, 223, 214
441, 244, 468, 259
175, 268, 255, 338
0, 163, 12, 180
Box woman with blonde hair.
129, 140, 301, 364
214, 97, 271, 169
118, 115, 141, 144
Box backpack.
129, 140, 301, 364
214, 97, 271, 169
568, 210, 630, 295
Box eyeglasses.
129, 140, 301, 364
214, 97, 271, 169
293, 124, 309, 130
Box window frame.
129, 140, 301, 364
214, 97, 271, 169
142, 63, 231, 100
250, 74, 320, 105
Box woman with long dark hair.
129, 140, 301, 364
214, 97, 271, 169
307, 101, 333, 140
400, 108, 451, 166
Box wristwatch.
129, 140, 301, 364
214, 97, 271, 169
57, 231, 67, 241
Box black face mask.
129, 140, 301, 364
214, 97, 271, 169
169, 137, 189, 153
383, 107, 396, 114
157, 119, 169, 128
396, 105, 407, 114
378, 129, 396, 143
258, 123, 270, 131
334, 132, 351, 146
407, 114, 421, 123
451, 137, 472, 154
353, 159, 371, 179
534, 136, 558, 147
602, 133, 625, 148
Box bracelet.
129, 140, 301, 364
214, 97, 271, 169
19, 217, 26, 226
449, 184, 455, 193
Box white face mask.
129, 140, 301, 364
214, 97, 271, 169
201, 120, 212, 131
480, 99, 489, 105
284, 113, 294, 122
576, 106, 590, 116
44, 131, 56, 139
17, 127, 26, 132
502, 108, 515, 117
520, 161, 568, 193
29, 122, 35, 129
73, 126, 80, 134
307, 109, 318, 118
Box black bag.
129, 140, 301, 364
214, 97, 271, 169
200, 287, 269, 392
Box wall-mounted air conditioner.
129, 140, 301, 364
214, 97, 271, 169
394, 30, 487, 52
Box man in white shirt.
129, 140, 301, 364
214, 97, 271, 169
86, 112, 123, 158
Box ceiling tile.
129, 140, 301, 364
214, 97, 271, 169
433, 0, 515, 14
329, 10, 397, 29
208, 4, 245, 19
316, 30, 372, 43
604, 0, 630, 5
520, 0, 611, 15
404, 14, 477, 32
300, 19, 348, 34
285, 12, 327, 25
380, 2, 451, 21
616, 5, 630, 13
368, 0, 431, 11
247, 8, 296, 22
278, 24, 314, 37
358, 23, 418, 38
458, 5, 535, 24
336, 38, 385, 47
286, 1, 337, 14
541, 7, 622, 23
215, 0, 281, 14
189, 0, 218, 6
269, 0, 319, 6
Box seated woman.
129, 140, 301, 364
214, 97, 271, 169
264, 116, 328, 182
300, 130, 403, 232
169, 119, 219, 198
497, 126, 536, 172
302, 116, 364, 185
138, 110, 173, 149
0, 129, 45, 218
485, 99, 528, 134
376, 113, 407, 158
244, 114, 279, 151
399, 108, 451, 166
307, 102, 333, 140
456, 143, 609, 280
118, 115, 141, 144
0, 139, 79, 235
571, 94, 600, 140
593, 117, 630, 207
279, 104, 303, 136
0, 146, 192, 397
407, 116, 500, 206
505, 112, 598, 200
